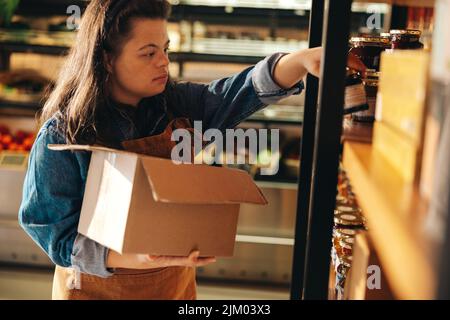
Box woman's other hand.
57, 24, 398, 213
107, 250, 216, 270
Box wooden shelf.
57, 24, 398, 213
342, 141, 437, 300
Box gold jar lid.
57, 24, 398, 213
339, 237, 355, 249
390, 29, 421, 36
334, 210, 365, 227
335, 204, 362, 214
335, 228, 357, 239
350, 36, 390, 45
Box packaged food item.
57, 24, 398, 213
333, 228, 356, 257
352, 69, 380, 123
335, 255, 353, 300
344, 70, 369, 115
334, 205, 366, 229
349, 36, 390, 71
339, 237, 354, 256
335, 228, 357, 240
390, 29, 424, 50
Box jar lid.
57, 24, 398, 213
350, 36, 390, 44
339, 237, 355, 249
335, 204, 362, 214
336, 195, 349, 205
390, 29, 421, 36
334, 210, 365, 227
335, 228, 357, 238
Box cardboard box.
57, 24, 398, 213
377, 50, 430, 144
373, 121, 420, 183
48, 144, 267, 257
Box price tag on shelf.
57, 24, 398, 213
0, 152, 29, 170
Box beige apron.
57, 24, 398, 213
52, 265, 196, 300
52, 118, 200, 300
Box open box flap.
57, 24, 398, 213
140, 157, 268, 205
47, 144, 136, 157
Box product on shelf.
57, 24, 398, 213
335, 255, 353, 299
349, 36, 390, 71
339, 237, 354, 256
352, 69, 379, 123
334, 208, 366, 229
331, 166, 368, 300
0, 69, 50, 103
343, 69, 369, 115
0, 124, 35, 152
406, 7, 434, 49
389, 29, 424, 50
377, 50, 430, 143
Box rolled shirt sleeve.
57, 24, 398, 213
252, 52, 305, 105
169, 52, 304, 131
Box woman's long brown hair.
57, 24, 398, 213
40, 0, 173, 145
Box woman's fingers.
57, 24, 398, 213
194, 257, 217, 267
145, 251, 217, 267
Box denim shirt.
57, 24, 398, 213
18, 53, 304, 277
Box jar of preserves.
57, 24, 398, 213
349, 36, 390, 71
344, 70, 368, 115
380, 32, 391, 41
353, 69, 380, 123
334, 206, 365, 228
339, 237, 354, 256
336, 255, 353, 276
390, 29, 424, 50
335, 255, 353, 299
335, 228, 357, 240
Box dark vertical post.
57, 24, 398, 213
290, 0, 324, 300
303, 0, 353, 300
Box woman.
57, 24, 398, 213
19, 0, 365, 300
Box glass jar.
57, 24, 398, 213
349, 36, 390, 71
390, 29, 424, 50
344, 70, 369, 115
380, 32, 391, 41
335, 228, 357, 240
339, 237, 355, 256
334, 205, 365, 228
336, 255, 353, 275
353, 69, 380, 123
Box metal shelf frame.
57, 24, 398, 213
290, 0, 359, 300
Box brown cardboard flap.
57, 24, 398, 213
140, 157, 268, 205
48, 144, 135, 156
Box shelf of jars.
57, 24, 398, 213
341, 141, 437, 299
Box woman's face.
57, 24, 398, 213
108, 18, 170, 106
